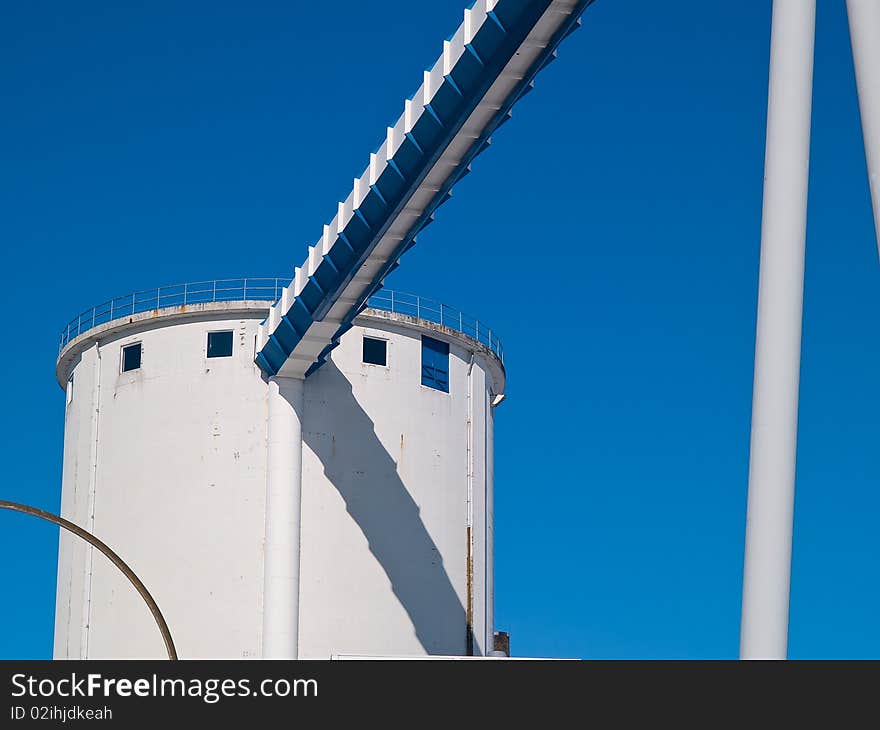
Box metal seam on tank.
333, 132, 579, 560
81, 342, 102, 658
484, 379, 491, 652
465, 351, 475, 655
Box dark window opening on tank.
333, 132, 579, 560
121, 343, 142, 373
207, 330, 234, 358
421, 335, 449, 392
363, 336, 387, 366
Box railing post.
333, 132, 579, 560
417, 297, 420, 320
459, 311, 463, 332
244, 280, 248, 300
476, 320, 479, 342
157, 287, 161, 309
213, 280, 217, 302
183, 283, 188, 306
92, 308, 96, 328
390, 290, 394, 312
110, 300, 114, 320
131, 292, 135, 315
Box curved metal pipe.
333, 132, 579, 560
0, 499, 177, 660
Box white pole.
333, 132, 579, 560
847, 0, 880, 256
262, 376, 305, 659
740, 0, 815, 661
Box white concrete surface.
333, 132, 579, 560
54, 301, 503, 659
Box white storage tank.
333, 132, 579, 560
53, 279, 505, 659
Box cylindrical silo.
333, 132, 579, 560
53, 280, 505, 659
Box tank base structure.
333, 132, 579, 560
53, 280, 505, 659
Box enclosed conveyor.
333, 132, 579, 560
255, 0, 595, 378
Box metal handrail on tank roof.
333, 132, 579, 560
365, 290, 504, 365
58, 278, 287, 352
58, 280, 504, 365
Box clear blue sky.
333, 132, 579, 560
2, 0, 878, 659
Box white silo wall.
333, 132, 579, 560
53, 296, 503, 659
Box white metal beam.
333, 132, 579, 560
740, 0, 815, 661
847, 0, 880, 257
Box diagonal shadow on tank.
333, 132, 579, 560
300, 361, 468, 655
